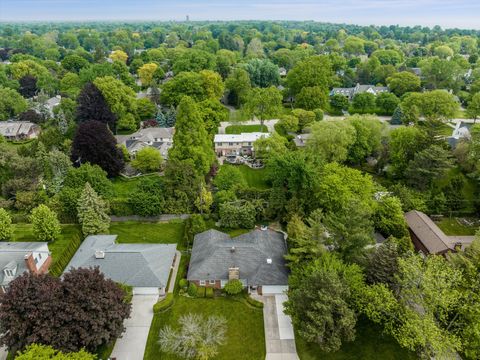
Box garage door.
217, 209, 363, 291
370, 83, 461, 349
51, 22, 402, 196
262, 285, 288, 295
132, 287, 159, 295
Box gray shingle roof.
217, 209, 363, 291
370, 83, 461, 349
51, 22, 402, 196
65, 235, 176, 288
187, 229, 289, 286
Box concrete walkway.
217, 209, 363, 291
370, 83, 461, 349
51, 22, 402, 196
262, 295, 299, 360
110, 250, 182, 360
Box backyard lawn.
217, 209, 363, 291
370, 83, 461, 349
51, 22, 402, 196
109, 220, 186, 249
436, 217, 478, 235
111, 174, 161, 200
144, 296, 265, 360
296, 317, 417, 360
236, 165, 270, 190
225, 124, 268, 134
11, 224, 82, 262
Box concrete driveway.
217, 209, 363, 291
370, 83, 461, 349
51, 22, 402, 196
110, 294, 158, 360
262, 295, 299, 360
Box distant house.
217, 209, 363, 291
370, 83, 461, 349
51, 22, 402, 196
214, 132, 271, 157
188, 229, 289, 295
45, 95, 61, 116
65, 235, 177, 295
0, 121, 40, 141
293, 133, 311, 147
330, 83, 389, 100
0, 242, 51, 293
116, 127, 174, 159
410, 67, 422, 77
278, 67, 287, 77
405, 210, 475, 255
447, 121, 472, 148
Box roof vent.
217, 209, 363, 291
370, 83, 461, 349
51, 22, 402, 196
95, 250, 105, 259
266, 258, 272, 264
230, 246, 235, 253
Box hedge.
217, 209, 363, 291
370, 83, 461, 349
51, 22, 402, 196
197, 286, 206, 298
206, 287, 214, 298
246, 295, 264, 309
153, 293, 174, 313
49, 234, 82, 277
187, 282, 197, 297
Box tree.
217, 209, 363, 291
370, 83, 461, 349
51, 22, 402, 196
173, 49, 216, 74
109, 50, 128, 63
219, 201, 256, 229
138, 63, 158, 86
136, 98, 156, 120
388, 126, 428, 177
346, 115, 384, 164
128, 176, 165, 216
243, 86, 283, 126
467, 93, 480, 122
307, 121, 355, 163
365, 240, 401, 288
390, 106, 404, 125
60, 72, 82, 99
225, 68, 251, 106
420, 57, 463, 91
76, 82, 117, 130
405, 145, 453, 190
61, 55, 90, 73
245, 37, 265, 58
0, 87, 28, 120
30, 205, 61, 242
243, 58, 279, 88
0, 208, 13, 241
387, 72, 421, 97
295, 86, 328, 111
15, 344, 95, 360
71, 121, 125, 177
132, 147, 163, 173
159, 314, 227, 360
77, 182, 110, 236
376, 92, 400, 115
286, 56, 334, 95
254, 132, 288, 162
18, 75, 38, 98
371, 49, 403, 65
169, 97, 215, 176
350, 93, 376, 114
285, 253, 361, 352
213, 165, 246, 191
194, 183, 213, 214
434, 45, 454, 59
373, 196, 408, 238
329, 94, 349, 115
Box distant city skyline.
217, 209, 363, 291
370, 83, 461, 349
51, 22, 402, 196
1, 0, 479, 30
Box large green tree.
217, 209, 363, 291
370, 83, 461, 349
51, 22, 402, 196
243, 86, 283, 125
77, 182, 110, 236
286, 56, 334, 96
30, 205, 61, 242
0, 87, 28, 120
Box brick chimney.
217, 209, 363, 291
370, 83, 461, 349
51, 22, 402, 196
24, 253, 38, 274
228, 267, 239, 280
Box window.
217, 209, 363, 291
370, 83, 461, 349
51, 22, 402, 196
228, 142, 233, 146
34, 257, 39, 264
38, 253, 42, 259
199, 280, 206, 286
209, 280, 215, 285
4, 270, 12, 277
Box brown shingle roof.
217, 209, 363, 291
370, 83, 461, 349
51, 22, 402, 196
405, 210, 451, 254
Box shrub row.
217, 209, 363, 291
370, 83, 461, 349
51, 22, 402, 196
246, 295, 264, 309
153, 293, 174, 313
206, 287, 214, 298
49, 234, 81, 277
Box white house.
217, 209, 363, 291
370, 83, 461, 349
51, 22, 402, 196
214, 132, 271, 157
0, 242, 51, 293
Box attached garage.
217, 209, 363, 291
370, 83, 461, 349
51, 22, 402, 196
261, 285, 288, 295
132, 287, 163, 295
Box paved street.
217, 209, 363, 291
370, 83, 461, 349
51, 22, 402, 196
262, 295, 299, 360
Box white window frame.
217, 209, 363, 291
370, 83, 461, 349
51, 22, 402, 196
199, 280, 206, 286
209, 280, 215, 285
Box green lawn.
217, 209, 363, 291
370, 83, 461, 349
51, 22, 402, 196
436, 218, 478, 235
225, 124, 268, 134
236, 165, 270, 190
144, 296, 265, 360
228, 108, 250, 122
111, 174, 161, 200
109, 220, 186, 249
296, 318, 417, 360
11, 224, 82, 262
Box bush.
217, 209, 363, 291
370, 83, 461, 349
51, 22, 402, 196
197, 286, 206, 298
313, 108, 324, 121
118, 283, 133, 304
206, 287, 214, 298
179, 278, 188, 289
153, 293, 174, 313
224, 279, 244, 295
188, 282, 198, 297
246, 295, 264, 308
49, 235, 81, 277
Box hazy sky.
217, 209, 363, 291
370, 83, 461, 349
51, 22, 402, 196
1, 0, 479, 29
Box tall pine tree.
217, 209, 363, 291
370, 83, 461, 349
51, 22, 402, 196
168, 97, 215, 176
77, 182, 110, 236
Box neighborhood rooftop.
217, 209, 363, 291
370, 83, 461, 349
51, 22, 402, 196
214, 132, 271, 143
65, 235, 176, 289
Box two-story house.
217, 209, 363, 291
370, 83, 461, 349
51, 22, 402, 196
213, 132, 271, 157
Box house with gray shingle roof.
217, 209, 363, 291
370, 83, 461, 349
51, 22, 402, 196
115, 127, 174, 160
187, 229, 289, 295
65, 235, 177, 295
0, 121, 40, 141
330, 83, 389, 100
0, 242, 51, 293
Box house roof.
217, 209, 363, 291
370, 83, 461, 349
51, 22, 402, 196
0, 242, 50, 286
65, 235, 176, 288
115, 127, 174, 157
0, 121, 38, 137
405, 210, 452, 254
214, 132, 271, 143
187, 229, 289, 286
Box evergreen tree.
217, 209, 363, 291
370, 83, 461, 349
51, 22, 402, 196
155, 108, 167, 127
30, 205, 61, 242
390, 106, 404, 125
77, 182, 110, 236
165, 106, 176, 127
168, 97, 215, 175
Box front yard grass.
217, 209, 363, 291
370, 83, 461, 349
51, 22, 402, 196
109, 220, 186, 249
144, 296, 265, 360
296, 317, 416, 360
225, 124, 268, 134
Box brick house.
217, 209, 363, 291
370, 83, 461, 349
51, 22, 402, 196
0, 242, 52, 293
187, 228, 289, 295
213, 132, 270, 157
